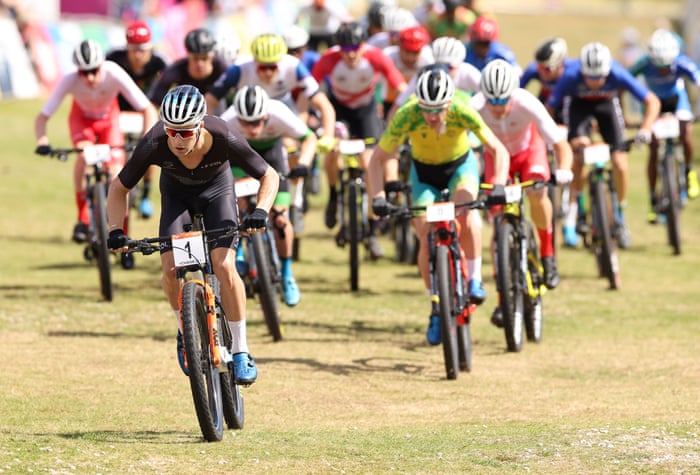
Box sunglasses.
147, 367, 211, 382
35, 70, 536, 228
78, 67, 99, 77
340, 44, 361, 53
536, 63, 557, 73
287, 47, 303, 55
487, 97, 509, 105
189, 53, 213, 61
238, 118, 264, 127
257, 63, 278, 72
420, 105, 448, 114
164, 126, 199, 139
584, 74, 604, 80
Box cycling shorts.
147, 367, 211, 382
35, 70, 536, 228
329, 94, 383, 143
483, 123, 550, 183
410, 150, 480, 209
566, 96, 627, 152
69, 98, 125, 167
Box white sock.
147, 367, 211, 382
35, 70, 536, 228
467, 258, 482, 282
228, 320, 249, 354
565, 201, 578, 228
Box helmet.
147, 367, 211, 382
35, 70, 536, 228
480, 59, 518, 100
381, 7, 417, 33
160, 85, 207, 128
415, 68, 455, 107
215, 31, 241, 65
431, 36, 466, 67
535, 37, 567, 69
648, 29, 680, 67
399, 25, 430, 53
335, 22, 367, 47
250, 34, 288, 63
126, 21, 151, 46
470, 15, 499, 42
580, 42, 612, 76
283, 25, 310, 50
73, 39, 105, 71
368, 0, 395, 29
184, 28, 216, 54
233, 85, 269, 122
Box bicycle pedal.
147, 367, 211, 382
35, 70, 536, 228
335, 231, 346, 247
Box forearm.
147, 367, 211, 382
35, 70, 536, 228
107, 177, 130, 230
35, 114, 49, 144
297, 136, 317, 167
254, 167, 280, 212
311, 93, 335, 139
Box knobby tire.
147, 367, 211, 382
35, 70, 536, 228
251, 232, 282, 341
523, 222, 543, 343
593, 181, 620, 290
662, 149, 682, 255
436, 245, 459, 380
348, 181, 360, 292
496, 220, 524, 352
93, 181, 113, 301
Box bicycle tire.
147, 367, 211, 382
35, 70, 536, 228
251, 232, 282, 342
436, 245, 459, 380
662, 149, 682, 255
215, 304, 245, 430
181, 281, 224, 442
457, 321, 472, 372
592, 180, 620, 289
524, 222, 543, 343
495, 220, 524, 352
348, 181, 360, 291
93, 181, 113, 301
394, 216, 415, 264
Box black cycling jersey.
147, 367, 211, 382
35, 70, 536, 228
147, 56, 227, 105
105, 48, 167, 111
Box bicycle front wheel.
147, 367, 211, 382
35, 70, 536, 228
347, 181, 361, 291
662, 150, 682, 255
251, 232, 282, 342
592, 181, 620, 289
181, 281, 224, 442
495, 220, 524, 352
93, 181, 113, 301
436, 245, 459, 380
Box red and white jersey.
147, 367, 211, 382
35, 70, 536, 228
381, 44, 433, 102
40, 61, 150, 120
471, 88, 566, 155
395, 62, 481, 107
312, 44, 406, 109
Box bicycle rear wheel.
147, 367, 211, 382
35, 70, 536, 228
592, 181, 620, 289
662, 150, 682, 255
436, 245, 459, 380
394, 215, 415, 264
93, 181, 113, 301
216, 298, 244, 430
348, 181, 361, 291
495, 220, 524, 352
251, 232, 282, 342
181, 281, 224, 442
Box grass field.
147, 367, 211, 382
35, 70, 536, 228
1, 12, 700, 474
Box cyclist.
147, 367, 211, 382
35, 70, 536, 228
107, 20, 168, 221
628, 28, 700, 222
547, 42, 660, 249
221, 86, 318, 307
465, 15, 521, 75
425, 0, 478, 41
34, 39, 158, 245
106, 85, 280, 385
367, 7, 417, 49
295, 0, 352, 51
369, 68, 509, 345
312, 21, 407, 259
471, 60, 573, 325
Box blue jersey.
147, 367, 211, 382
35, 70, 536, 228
464, 40, 519, 72
300, 49, 320, 73
520, 57, 576, 102
546, 59, 650, 110
628, 54, 700, 99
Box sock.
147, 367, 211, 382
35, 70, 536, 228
281, 256, 292, 279
228, 320, 249, 354
538, 227, 554, 258
75, 191, 89, 224
467, 258, 482, 281
565, 200, 578, 228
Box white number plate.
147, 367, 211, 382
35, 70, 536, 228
171, 231, 206, 268
82, 144, 111, 166
651, 116, 680, 139
583, 143, 611, 165
338, 139, 365, 155
426, 202, 455, 223
504, 184, 522, 203
118, 112, 144, 135
234, 177, 260, 197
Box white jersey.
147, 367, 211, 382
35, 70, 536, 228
367, 32, 391, 50
381, 44, 434, 101
395, 62, 481, 107
220, 98, 309, 143
296, 0, 350, 35
470, 88, 566, 155
40, 61, 150, 119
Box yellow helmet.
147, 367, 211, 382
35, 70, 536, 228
251, 34, 288, 63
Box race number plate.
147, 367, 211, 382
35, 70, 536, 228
426, 202, 455, 223
82, 144, 111, 166
171, 231, 206, 268
338, 139, 365, 156
234, 177, 260, 197
651, 115, 680, 139
504, 184, 522, 203
583, 143, 611, 165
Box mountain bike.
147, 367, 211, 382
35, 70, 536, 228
126, 215, 245, 442
391, 190, 480, 380
234, 176, 284, 342
651, 114, 684, 255
482, 181, 546, 353
387, 143, 417, 265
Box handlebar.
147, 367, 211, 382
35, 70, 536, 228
42, 144, 137, 162
124, 225, 240, 254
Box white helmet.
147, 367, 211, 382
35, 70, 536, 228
648, 29, 680, 67
381, 7, 417, 33
215, 32, 241, 65
580, 42, 612, 77
431, 36, 466, 68
415, 68, 455, 107
160, 85, 207, 128
233, 85, 269, 122
480, 59, 518, 101
283, 25, 310, 50
73, 39, 104, 71
535, 37, 567, 69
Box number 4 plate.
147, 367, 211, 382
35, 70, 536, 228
82, 144, 111, 166
171, 231, 206, 268
426, 202, 455, 223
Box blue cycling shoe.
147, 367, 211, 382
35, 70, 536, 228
468, 279, 486, 305
176, 330, 188, 376
563, 225, 579, 248
231, 352, 258, 385
139, 197, 153, 219
426, 314, 441, 346
282, 276, 301, 307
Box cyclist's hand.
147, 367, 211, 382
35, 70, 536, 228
554, 169, 573, 185
317, 135, 336, 153
108, 229, 129, 250
372, 197, 392, 217
486, 184, 506, 206
241, 208, 268, 232
287, 164, 310, 178
35, 145, 51, 156
635, 128, 652, 145
384, 180, 404, 193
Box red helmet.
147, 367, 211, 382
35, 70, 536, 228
126, 20, 151, 45
399, 25, 430, 53
470, 16, 498, 42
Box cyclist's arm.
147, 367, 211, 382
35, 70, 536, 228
254, 166, 281, 214
368, 145, 396, 201
480, 128, 510, 185
140, 103, 159, 135
639, 91, 661, 133
34, 113, 50, 146
309, 91, 336, 142
296, 129, 317, 167
552, 138, 573, 172
107, 177, 130, 233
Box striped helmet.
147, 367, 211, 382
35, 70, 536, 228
251, 34, 288, 64
233, 86, 269, 122
580, 42, 612, 76
431, 36, 466, 68
73, 39, 104, 71
159, 85, 207, 128
415, 68, 455, 107
480, 59, 518, 100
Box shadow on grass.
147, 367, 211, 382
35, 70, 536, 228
46, 329, 171, 342
52, 429, 202, 444
256, 355, 427, 377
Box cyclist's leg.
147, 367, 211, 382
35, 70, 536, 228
676, 92, 697, 198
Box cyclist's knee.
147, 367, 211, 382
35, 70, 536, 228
271, 208, 289, 239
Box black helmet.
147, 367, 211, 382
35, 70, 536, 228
335, 22, 367, 47
184, 28, 216, 54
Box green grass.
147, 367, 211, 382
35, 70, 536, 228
2, 13, 700, 473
